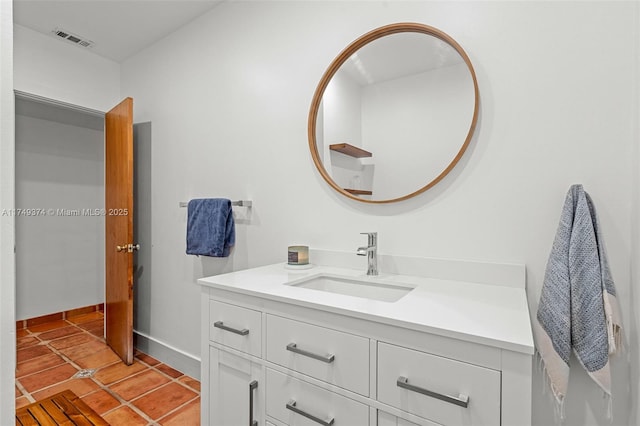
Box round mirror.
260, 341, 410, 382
308, 23, 479, 203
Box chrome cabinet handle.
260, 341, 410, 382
286, 400, 334, 426
249, 380, 258, 426
396, 376, 469, 408
286, 343, 335, 363
213, 321, 249, 336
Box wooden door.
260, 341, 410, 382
105, 98, 135, 365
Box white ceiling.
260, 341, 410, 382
341, 32, 464, 86
13, 0, 223, 63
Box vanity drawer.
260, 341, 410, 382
266, 368, 369, 426
377, 342, 500, 426
266, 314, 369, 396
209, 300, 261, 357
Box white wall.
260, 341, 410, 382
323, 70, 369, 191
15, 114, 104, 320
0, 1, 15, 424
631, 3, 640, 425
13, 25, 120, 112
323, 70, 362, 151
120, 2, 638, 425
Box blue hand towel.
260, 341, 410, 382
534, 184, 622, 419
186, 198, 235, 257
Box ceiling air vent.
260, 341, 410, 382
51, 28, 94, 49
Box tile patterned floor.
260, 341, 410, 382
16, 311, 200, 425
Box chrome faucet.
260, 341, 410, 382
357, 232, 378, 276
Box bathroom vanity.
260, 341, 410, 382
198, 250, 534, 426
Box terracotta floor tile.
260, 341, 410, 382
17, 344, 53, 363
16, 353, 66, 377
49, 333, 99, 350
94, 360, 147, 385
27, 320, 70, 333
135, 352, 161, 366
109, 369, 170, 401
31, 378, 101, 401
132, 382, 197, 420
156, 363, 183, 379
15, 313, 202, 426
102, 406, 148, 426
17, 335, 40, 349
67, 311, 104, 324
38, 325, 83, 342
88, 327, 105, 338
58, 339, 109, 362
81, 389, 121, 415
178, 376, 201, 392
20, 363, 77, 393
15, 397, 31, 410
158, 398, 200, 426
81, 319, 104, 338
78, 318, 103, 331
75, 348, 122, 369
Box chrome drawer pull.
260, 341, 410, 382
249, 380, 258, 426
286, 400, 334, 426
286, 343, 335, 363
396, 376, 469, 408
213, 321, 249, 336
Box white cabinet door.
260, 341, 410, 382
210, 347, 262, 426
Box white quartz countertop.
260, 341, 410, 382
198, 263, 534, 355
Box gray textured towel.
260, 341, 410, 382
534, 185, 622, 418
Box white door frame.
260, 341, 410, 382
0, 2, 15, 424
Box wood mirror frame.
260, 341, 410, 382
308, 22, 479, 204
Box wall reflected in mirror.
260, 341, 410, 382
309, 24, 479, 203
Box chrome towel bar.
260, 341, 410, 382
179, 200, 252, 208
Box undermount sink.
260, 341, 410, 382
286, 274, 415, 302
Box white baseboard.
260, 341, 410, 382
133, 329, 201, 380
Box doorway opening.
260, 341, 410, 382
14, 92, 151, 366
15, 92, 106, 322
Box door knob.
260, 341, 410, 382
116, 243, 140, 253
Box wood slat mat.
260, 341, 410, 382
16, 390, 109, 426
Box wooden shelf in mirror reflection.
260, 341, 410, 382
344, 188, 373, 196
330, 143, 372, 158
